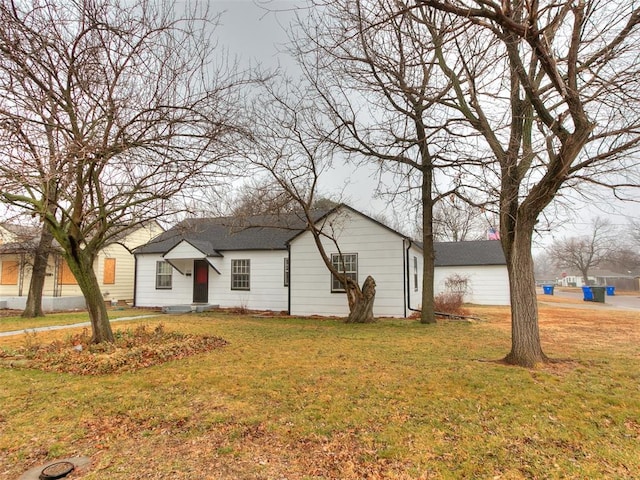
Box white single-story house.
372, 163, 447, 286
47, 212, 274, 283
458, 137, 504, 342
133, 205, 509, 317
0, 222, 164, 310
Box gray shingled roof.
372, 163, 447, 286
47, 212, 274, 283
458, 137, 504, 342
434, 240, 506, 266
134, 212, 316, 255
135, 207, 505, 266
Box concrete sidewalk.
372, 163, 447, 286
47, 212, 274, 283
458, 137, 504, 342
0, 314, 160, 338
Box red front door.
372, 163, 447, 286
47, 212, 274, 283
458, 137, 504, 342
193, 260, 209, 303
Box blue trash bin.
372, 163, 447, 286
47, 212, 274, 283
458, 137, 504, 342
582, 285, 593, 301
606, 286, 615, 296
542, 285, 554, 295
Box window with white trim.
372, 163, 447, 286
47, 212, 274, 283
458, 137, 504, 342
231, 259, 250, 290
331, 253, 357, 292
284, 257, 289, 286
156, 261, 172, 289
414, 256, 418, 291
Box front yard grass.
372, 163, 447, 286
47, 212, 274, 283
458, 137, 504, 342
0, 305, 638, 479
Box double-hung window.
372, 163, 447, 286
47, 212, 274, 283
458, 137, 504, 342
231, 259, 251, 290
284, 258, 289, 286
156, 261, 172, 289
413, 256, 418, 291
331, 253, 357, 292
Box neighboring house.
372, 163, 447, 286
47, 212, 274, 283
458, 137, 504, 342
433, 240, 510, 306
556, 269, 639, 291
0, 223, 43, 301
556, 273, 589, 288
134, 205, 510, 317
0, 222, 164, 310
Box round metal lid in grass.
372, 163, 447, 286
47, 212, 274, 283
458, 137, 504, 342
38, 461, 75, 480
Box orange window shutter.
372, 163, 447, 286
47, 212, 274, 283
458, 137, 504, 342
58, 261, 78, 285
1, 260, 19, 285
103, 258, 116, 284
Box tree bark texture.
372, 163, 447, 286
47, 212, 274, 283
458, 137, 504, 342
64, 249, 114, 343
420, 166, 437, 324
21, 224, 54, 318
345, 275, 376, 323
502, 226, 548, 367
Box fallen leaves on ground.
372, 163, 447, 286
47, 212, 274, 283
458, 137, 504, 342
1, 323, 228, 375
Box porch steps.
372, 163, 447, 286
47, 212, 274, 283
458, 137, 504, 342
162, 304, 219, 314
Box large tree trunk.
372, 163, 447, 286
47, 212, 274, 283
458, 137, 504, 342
21, 224, 54, 318
65, 249, 114, 343
420, 167, 436, 324
345, 275, 376, 323
503, 224, 548, 367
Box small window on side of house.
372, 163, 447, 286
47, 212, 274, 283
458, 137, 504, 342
413, 256, 418, 292
331, 253, 357, 293
231, 259, 250, 290
156, 261, 172, 289
284, 257, 289, 287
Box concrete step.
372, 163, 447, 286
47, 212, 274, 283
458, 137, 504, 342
161, 304, 220, 314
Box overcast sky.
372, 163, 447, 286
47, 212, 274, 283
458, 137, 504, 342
209, 0, 639, 247
210, 0, 400, 224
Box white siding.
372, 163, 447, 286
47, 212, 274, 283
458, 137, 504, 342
135, 254, 191, 306
135, 250, 289, 311
208, 251, 288, 311
165, 241, 206, 259
289, 210, 411, 318
434, 265, 510, 306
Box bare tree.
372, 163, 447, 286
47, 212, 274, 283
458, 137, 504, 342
229, 178, 341, 218
285, 0, 485, 323
432, 196, 488, 242
549, 218, 614, 285
412, 0, 640, 366
230, 178, 304, 217
247, 82, 377, 323
599, 219, 640, 274
0, 0, 244, 342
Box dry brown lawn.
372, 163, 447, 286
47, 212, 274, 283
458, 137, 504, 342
473, 301, 640, 357
1, 302, 638, 479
